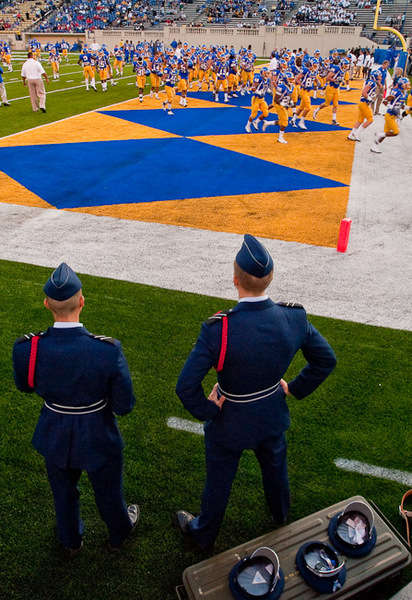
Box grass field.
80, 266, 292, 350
0, 52, 150, 138
0, 259, 411, 600
0, 53, 268, 138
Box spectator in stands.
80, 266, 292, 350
295, 0, 356, 26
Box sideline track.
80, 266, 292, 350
0, 94, 411, 331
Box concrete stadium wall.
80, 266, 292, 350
2, 25, 376, 53
1, 32, 86, 50
24, 32, 86, 48
89, 25, 376, 54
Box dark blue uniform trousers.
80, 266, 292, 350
188, 433, 290, 549
46, 456, 132, 549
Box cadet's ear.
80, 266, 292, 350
79, 294, 85, 309
44, 297, 50, 310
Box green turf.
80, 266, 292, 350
0, 53, 153, 138
0, 53, 270, 138
0, 259, 411, 599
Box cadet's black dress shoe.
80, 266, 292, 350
173, 511, 214, 553
106, 504, 140, 552
63, 540, 83, 559
174, 510, 195, 534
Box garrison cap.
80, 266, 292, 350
328, 500, 377, 558
229, 547, 284, 600
296, 541, 346, 594
43, 263, 82, 301
236, 234, 273, 278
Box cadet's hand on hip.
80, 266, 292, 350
280, 379, 290, 396
208, 382, 226, 410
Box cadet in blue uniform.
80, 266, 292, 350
174, 235, 336, 551
12, 263, 139, 556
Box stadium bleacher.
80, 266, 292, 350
351, 0, 412, 45
0, 0, 410, 38
32, 0, 197, 32
0, 0, 58, 32
294, 0, 357, 26
20, 0, 298, 31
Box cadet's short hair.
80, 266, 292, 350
46, 289, 82, 317
234, 261, 273, 294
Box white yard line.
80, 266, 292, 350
5, 69, 83, 80
8, 74, 137, 103
164, 431, 412, 485
334, 458, 412, 486
167, 417, 204, 435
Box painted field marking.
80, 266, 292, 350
167, 417, 204, 436
0, 82, 152, 142
164, 426, 412, 486
335, 458, 412, 486
7, 74, 137, 103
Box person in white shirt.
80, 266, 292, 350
21, 51, 49, 113
269, 51, 278, 73
355, 52, 364, 79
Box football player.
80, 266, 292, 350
196, 49, 211, 92
263, 70, 295, 144
78, 49, 97, 91
149, 51, 163, 98
162, 58, 178, 115
177, 56, 189, 107
295, 58, 316, 130
239, 49, 255, 95
61, 39, 69, 62
313, 56, 345, 125
245, 67, 272, 132
96, 50, 110, 92
113, 45, 124, 77
214, 52, 229, 103
370, 77, 409, 154
347, 71, 381, 141
133, 54, 149, 102
49, 47, 60, 80
228, 49, 239, 97
2, 42, 12, 72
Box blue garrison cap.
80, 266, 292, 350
43, 263, 82, 301
229, 547, 284, 600
236, 234, 273, 278
296, 541, 346, 594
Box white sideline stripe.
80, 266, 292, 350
167, 417, 204, 436
6, 69, 83, 79
334, 458, 412, 486
0, 90, 139, 140
8, 74, 137, 103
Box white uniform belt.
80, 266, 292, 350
44, 398, 107, 415
218, 381, 281, 403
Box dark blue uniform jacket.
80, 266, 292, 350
176, 299, 336, 451
13, 326, 135, 470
